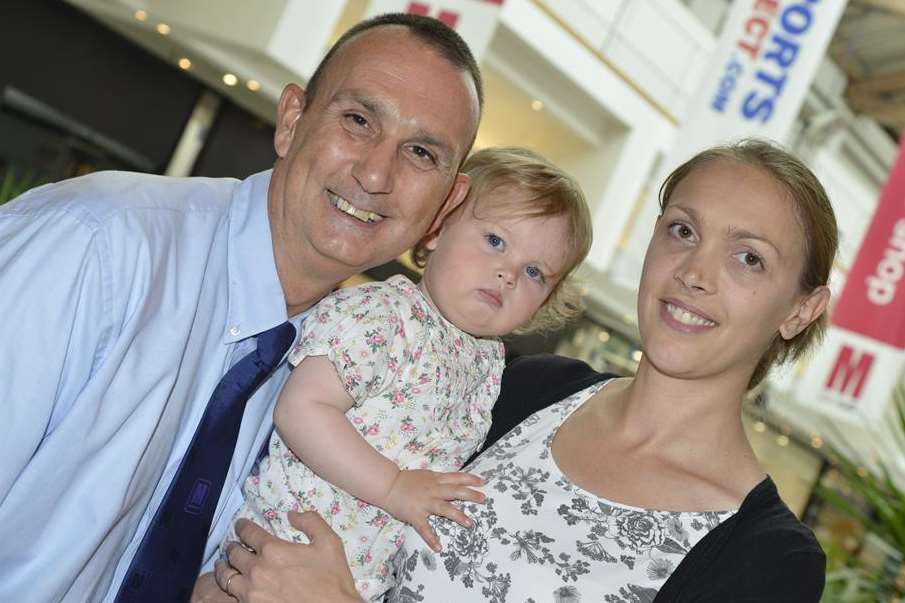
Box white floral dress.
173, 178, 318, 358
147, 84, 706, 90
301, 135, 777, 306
230, 275, 504, 600
387, 381, 736, 603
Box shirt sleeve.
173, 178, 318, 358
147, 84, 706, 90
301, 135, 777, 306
287, 282, 411, 406
0, 198, 113, 501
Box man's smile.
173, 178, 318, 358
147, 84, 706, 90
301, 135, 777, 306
328, 190, 385, 223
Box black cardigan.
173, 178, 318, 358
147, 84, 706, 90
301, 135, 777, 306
478, 353, 826, 602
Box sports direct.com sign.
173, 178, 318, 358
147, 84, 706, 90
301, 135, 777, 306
610, 0, 847, 287
682, 0, 847, 149
712, 0, 838, 126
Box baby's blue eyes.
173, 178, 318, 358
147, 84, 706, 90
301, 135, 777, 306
485, 233, 504, 249
526, 266, 544, 282
485, 232, 545, 283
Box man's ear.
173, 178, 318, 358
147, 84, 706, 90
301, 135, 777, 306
427, 173, 470, 235
274, 84, 307, 159
779, 285, 831, 340
422, 229, 441, 252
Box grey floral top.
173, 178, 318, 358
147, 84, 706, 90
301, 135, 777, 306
386, 381, 736, 603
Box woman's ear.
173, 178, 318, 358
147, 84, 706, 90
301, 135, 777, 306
779, 286, 831, 340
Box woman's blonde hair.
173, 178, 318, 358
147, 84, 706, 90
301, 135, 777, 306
659, 138, 838, 389
413, 146, 593, 333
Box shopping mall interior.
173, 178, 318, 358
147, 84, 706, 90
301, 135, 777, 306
2, 0, 904, 599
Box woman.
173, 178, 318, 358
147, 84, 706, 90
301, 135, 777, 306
201, 139, 837, 602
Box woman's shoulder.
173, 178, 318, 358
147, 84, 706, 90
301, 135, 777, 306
501, 353, 617, 404
661, 477, 825, 601
733, 477, 825, 554
480, 354, 618, 455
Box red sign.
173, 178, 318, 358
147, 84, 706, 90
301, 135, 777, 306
824, 344, 875, 399
407, 2, 460, 28
831, 132, 905, 349
367, 0, 505, 62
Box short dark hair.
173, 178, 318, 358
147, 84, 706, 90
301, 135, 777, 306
305, 13, 484, 112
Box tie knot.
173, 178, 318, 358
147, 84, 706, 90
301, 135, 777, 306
256, 321, 297, 369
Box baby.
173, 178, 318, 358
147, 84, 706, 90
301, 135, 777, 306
226, 147, 593, 599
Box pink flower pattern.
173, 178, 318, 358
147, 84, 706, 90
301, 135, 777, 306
232, 275, 504, 601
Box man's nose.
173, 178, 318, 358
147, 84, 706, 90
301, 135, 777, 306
351, 139, 396, 195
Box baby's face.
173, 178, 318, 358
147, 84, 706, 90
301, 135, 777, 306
418, 188, 569, 337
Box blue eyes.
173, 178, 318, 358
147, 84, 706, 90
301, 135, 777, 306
485, 233, 545, 283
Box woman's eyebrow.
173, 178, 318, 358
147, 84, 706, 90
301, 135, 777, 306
668, 204, 700, 224
727, 227, 782, 258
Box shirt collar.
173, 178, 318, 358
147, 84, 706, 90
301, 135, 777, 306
224, 169, 291, 344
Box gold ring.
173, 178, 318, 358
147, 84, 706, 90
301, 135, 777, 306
224, 570, 239, 596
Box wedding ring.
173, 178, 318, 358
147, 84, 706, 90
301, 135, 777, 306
225, 570, 239, 596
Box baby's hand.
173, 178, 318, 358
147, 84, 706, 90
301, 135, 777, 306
383, 469, 485, 552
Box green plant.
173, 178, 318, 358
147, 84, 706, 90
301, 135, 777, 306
817, 382, 905, 601
0, 167, 44, 205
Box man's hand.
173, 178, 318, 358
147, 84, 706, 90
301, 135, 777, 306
217, 512, 362, 603
191, 572, 236, 602
382, 469, 485, 551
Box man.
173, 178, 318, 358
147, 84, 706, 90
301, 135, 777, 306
0, 13, 482, 602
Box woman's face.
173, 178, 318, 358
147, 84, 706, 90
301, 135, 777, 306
637, 160, 814, 385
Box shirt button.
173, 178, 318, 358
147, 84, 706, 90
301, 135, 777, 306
229, 325, 241, 336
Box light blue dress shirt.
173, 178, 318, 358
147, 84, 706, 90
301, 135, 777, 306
0, 170, 307, 602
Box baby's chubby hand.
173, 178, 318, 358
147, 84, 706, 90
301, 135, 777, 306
382, 469, 486, 552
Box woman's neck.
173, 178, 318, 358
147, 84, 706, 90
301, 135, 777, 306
607, 360, 754, 462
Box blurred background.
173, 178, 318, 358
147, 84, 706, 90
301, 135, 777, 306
2, 1, 904, 598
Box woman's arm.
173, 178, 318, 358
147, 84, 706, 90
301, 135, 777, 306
274, 356, 484, 550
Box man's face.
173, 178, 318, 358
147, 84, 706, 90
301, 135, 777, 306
269, 26, 479, 295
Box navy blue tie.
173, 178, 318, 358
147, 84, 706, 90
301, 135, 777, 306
115, 321, 297, 602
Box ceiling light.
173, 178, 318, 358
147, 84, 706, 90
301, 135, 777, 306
156, 23, 171, 35
134, 9, 148, 21
531, 100, 544, 111
753, 421, 766, 433
222, 73, 238, 86
597, 331, 610, 343
177, 58, 192, 70
776, 434, 789, 447
246, 79, 261, 92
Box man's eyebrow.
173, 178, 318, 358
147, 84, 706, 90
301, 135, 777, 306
333, 92, 456, 165
333, 93, 384, 118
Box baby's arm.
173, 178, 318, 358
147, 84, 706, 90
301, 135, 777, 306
274, 355, 485, 551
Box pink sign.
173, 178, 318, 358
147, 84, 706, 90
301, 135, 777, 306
831, 132, 905, 350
